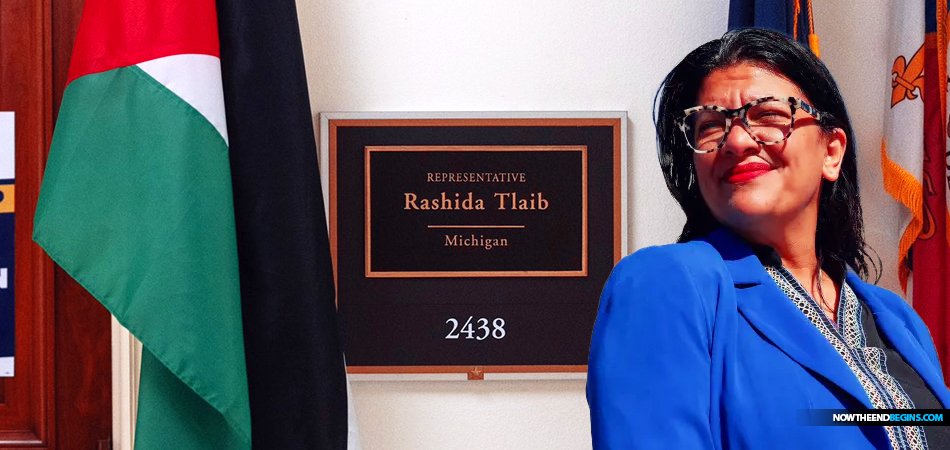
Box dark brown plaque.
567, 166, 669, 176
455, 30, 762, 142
321, 114, 625, 377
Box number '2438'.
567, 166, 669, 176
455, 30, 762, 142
445, 316, 506, 340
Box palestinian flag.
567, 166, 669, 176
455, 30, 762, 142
33, 0, 250, 448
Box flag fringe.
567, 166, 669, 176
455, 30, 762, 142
806, 0, 820, 57
809, 34, 821, 58
881, 138, 924, 292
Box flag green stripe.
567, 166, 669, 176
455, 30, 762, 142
34, 65, 250, 448
137, 349, 248, 448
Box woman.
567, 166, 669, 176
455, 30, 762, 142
587, 28, 950, 450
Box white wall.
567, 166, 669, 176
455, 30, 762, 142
295, 1, 899, 449
813, 0, 903, 297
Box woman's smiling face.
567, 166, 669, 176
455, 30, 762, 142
691, 62, 846, 233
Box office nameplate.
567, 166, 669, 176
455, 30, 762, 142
365, 145, 587, 278
321, 113, 626, 377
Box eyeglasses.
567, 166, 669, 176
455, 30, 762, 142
676, 96, 824, 154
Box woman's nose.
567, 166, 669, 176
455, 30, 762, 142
720, 118, 759, 156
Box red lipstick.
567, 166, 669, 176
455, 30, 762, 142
723, 162, 773, 184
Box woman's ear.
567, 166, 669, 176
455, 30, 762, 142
822, 128, 846, 182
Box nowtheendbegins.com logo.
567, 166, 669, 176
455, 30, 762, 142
803, 410, 949, 425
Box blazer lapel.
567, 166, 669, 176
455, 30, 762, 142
850, 276, 950, 408
704, 229, 874, 409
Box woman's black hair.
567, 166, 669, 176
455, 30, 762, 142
654, 27, 880, 283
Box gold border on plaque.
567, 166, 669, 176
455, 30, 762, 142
328, 118, 623, 283
327, 117, 623, 375
364, 145, 588, 278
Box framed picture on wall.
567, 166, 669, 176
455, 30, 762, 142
319, 112, 626, 380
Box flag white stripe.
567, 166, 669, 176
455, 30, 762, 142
137, 55, 229, 146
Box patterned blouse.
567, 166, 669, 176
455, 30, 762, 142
765, 264, 941, 450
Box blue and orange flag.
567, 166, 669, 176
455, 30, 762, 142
728, 0, 821, 56
884, 0, 950, 381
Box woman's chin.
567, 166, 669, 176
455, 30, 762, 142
719, 197, 782, 225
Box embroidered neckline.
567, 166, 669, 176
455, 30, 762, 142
765, 265, 927, 450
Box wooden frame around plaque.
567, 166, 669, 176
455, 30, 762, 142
320, 113, 626, 378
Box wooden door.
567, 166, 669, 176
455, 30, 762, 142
0, 0, 113, 448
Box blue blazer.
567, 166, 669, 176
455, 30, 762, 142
587, 228, 950, 450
